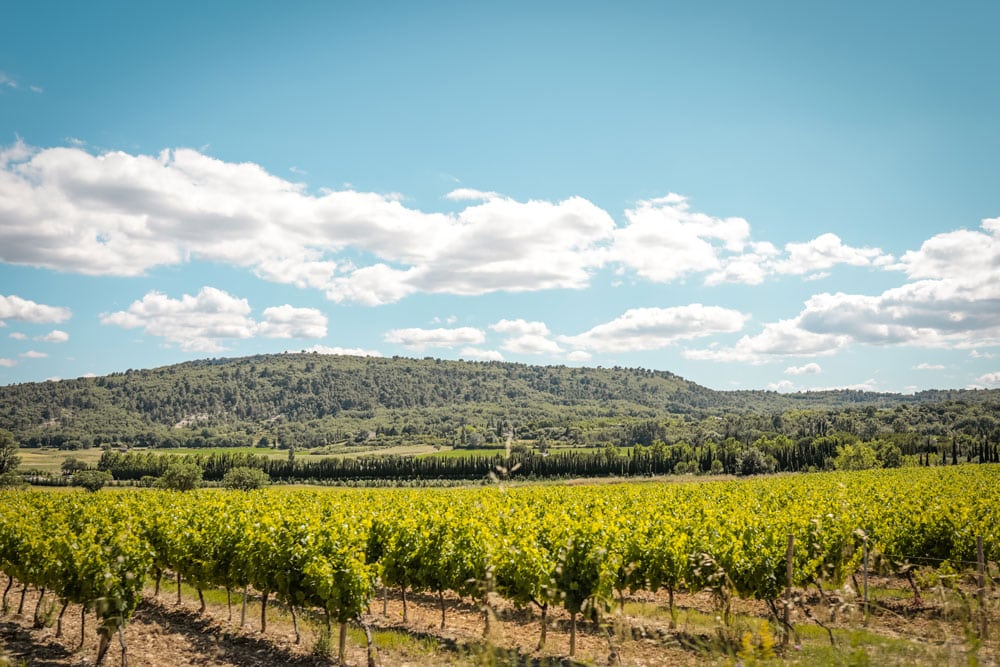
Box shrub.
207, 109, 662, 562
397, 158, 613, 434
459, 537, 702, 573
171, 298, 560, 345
156, 462, 203, 491
73, 469, 113, 492
734, 447, 777, 476
222, 466, 270, 491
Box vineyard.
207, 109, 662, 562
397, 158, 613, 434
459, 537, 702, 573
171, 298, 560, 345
1, 466, 998, 665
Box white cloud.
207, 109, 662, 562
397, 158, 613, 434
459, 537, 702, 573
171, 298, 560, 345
689, 217, 1000, 362
383, 326, 485, 351
566, 350, 592, 362
773, 233, 889, 276
0, 358, 16, 367
785, 362, 821, 376
8, 332, 27, 340
502, 334, 564, 356
0, 294, 71, 324
972, 371, 1000, 388
257, 305, 328, 339
37, 329, 69, 343
562, 304, 748, 353
444, 188, 499, 201
20, 350, 47, 358
814, 378, 880, 392
768, 380, 796, 392
460, 347, 504, 361
970, 350, 996, 359
100, 286, 326, 352
489, 319, 551, 336
914, 363, 945, 371
0, 143, 614, 304
303, 344, 382, 357
101, 287, 257, 352
610, 196, 890, 287
611, 194, 750, 283
685, 318, 850, 364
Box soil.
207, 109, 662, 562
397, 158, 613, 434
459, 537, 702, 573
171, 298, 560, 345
0, 578, 995, 666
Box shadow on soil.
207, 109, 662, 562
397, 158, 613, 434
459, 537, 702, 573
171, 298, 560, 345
134, 601, 328, 667
1, 617, 76, 667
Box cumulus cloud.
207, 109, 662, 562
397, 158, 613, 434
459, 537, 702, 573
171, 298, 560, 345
562, 305, 748, 353
566, 350, 592, 362
502, 334, 564, 356
37, 329, 69, 343
972, 371, 1000, 388
785, 362, 821, 376
303, 344, 383, 357
914, 363, 945, 371
383, 326, 485, 351
772, 233, 890, 277
0, 294, 71, 324
489, 319, 551, 336
444, 188, 499, 201
610, 195, 890, 287
100, 286, 326, 352
258, 305, 328, 339
815, 378, 880, 392
0, 358, 16, 367
611, 194, 750, 283
688, 217, 1000, 362
20, 350, 47, 358
768, 380, 796, 392
460, 347, 504, 361
685, 318, 851, 364
0, 143, 614, 304
8, 332, 27, 340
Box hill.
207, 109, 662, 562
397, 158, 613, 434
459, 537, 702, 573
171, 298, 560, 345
1, 353, 997, 450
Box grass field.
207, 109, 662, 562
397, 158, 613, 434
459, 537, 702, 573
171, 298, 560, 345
16, 442, 448, 475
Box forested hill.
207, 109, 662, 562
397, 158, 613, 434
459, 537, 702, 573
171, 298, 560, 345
1, 353, 996, 449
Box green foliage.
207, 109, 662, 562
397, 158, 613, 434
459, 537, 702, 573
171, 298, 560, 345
72, 469, 113, 491
734, 446, 776, 476
0, 354, 998, 485
221, 466, 270, 490
61, 456, 89, 475
834, 444, 882, 471
0, 429, 19, 475
156, 462, 203, 491
0, 464, 998, 661
0, 471, 24, 489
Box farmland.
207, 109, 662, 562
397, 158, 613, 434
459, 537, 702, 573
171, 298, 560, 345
1, 465, 997, 665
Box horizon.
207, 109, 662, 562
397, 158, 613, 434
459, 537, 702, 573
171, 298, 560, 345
2, 2, 998, 393
5, 349, 996, 398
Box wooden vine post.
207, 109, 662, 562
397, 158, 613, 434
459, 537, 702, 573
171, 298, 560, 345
784, 533, 793, 645
978, 535, 988, 640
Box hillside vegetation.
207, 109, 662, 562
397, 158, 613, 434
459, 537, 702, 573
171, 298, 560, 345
1, 354, 997, 461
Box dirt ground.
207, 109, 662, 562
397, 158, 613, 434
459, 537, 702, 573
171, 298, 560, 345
0, 577, 995, 666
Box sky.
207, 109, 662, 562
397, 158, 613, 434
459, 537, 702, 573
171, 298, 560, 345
1, 1, 999, 393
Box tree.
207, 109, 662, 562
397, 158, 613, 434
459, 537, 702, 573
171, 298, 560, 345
873, 439, 902, 468
222, 466, 269, 491
833, 443, 881, 471
735, 447, 776, 476
73, 469, 113, 492
0, 429, 20, 475
62, 456, 90, 476
157, 462, 203, 491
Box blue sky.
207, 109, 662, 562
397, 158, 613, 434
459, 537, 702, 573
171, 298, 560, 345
1, 1, 999, 392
